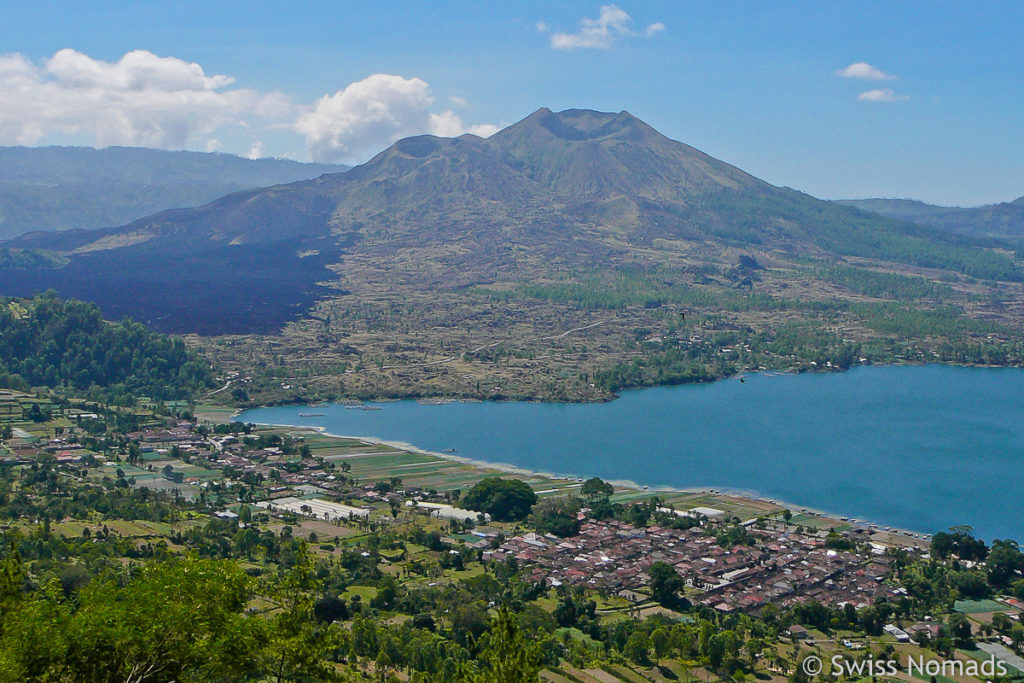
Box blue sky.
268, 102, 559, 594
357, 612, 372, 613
1, 1, 1021, 205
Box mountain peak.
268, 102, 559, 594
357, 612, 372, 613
507, 108, 647, 142
12, 105, 963, 336
485, 107, 756, 199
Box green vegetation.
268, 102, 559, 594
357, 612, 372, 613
841, 196, 1024, 242
479, 264, 1023, 396
462, 477, 538, 522
812, 264, 957, 301
648, 561, 687, 609
849, 303, 1005, 337
3, 400, 1024, 682
505, 268, 794, 312
0, 553, 265, 681
531, 496, 582, 537
0, 248, 68, 269
0, 292, 214, 400
591, 322, 862, 393
704, 187, 1024, 282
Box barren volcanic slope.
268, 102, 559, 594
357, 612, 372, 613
3, 108, 1023, 400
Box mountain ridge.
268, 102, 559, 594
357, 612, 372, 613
839, 197, 1024, 241
2, 108, 1021, 335
0, 146, 347, 240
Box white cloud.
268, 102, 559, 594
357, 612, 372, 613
536, 21, 549, 33
294, 74, 497, 163
646, 22, 666, 36
47, 48, 235, 91
550, 5, 662, 50
857, 88, 909, 102
0, 49, 495, 162
466, 123, 500, 138
0, 49, 291, 148
835, 62, 896, 80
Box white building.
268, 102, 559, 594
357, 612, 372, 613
658, 506, 727, 521
407, 501, 490, 523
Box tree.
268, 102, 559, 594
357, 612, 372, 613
531, 496, 581, 537
948, 612, 974, 648
791, 654, 816, 683
312, 596, 349, 623
263, 544, 344, 682
411, 613, 436, 632
450, 602, 489, 649
651, 627, 671, 665
931, 527, 988, 562
56, 556, 262, 681
649, 561, 686, 609
625, 630, 651, 665
0, 293, 214, 402
581, 477, 614, 504
468, 604, 543, 683
0, 549, 71, 681
233, 527, 261, 559
461, 477, 537, 522
553, 597, 577, 628
986, 540, 1024, 588
370, 575, 401, 611
707, 631, 738, 672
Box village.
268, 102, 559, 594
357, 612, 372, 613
6, 388, 1024, 682
2, 390, 926, 619
488, 518, 907, 614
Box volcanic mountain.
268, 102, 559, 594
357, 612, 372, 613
2, 108, 1018, 334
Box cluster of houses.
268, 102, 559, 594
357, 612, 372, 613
5, 415, 461, 516
485, 518, 911, 614
4, 412, 921, 620
126, 426, 341, 494
129, 426, 469, 514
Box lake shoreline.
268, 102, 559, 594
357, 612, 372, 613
240, 418, 933, 546
234, 365, 1024, 541
228, 359, 1022, 411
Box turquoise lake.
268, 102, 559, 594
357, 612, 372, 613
237, 365, 1024, 541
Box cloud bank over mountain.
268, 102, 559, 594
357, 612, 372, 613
294, 74, 499, 163
0, 50, 496, 163
0, 49, 289, 149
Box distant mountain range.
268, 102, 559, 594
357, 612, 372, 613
839, 197, 1024, 241
0, 146, 347, 240
2, 108, 1020, 335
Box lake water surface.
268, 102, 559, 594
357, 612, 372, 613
237, 365, 1024, 540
